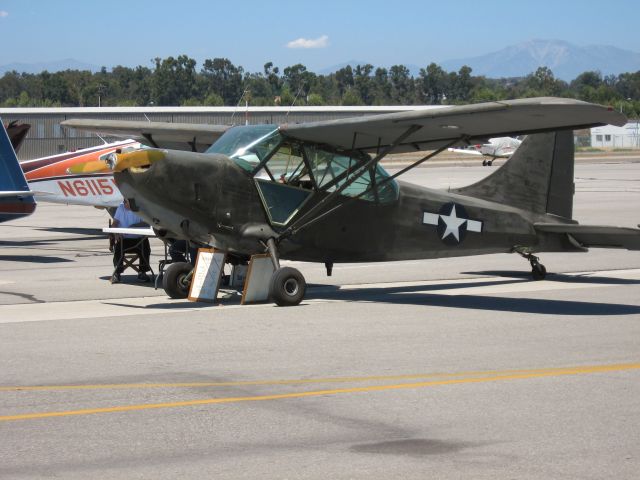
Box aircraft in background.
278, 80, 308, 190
448, 136, 522, 166
5, 121, 31, 154
0, 121, 35, 223
63, 98, 640, 306
21, 139, 141, 209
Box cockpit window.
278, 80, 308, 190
206, 124, 399, 205
206, 124, 280, 171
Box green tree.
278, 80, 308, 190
389, 65, 414, 104
418, 63, 448, 104
201, 58, 244, 105
151, 55, 197, 105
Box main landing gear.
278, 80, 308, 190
266, 238, 306, 306
162, 261, 193, 298
269, 266, 306, 306
517, 251, 547, 280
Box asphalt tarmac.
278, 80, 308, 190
1, 159, 639, 479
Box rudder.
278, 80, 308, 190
454, 130, 574, 219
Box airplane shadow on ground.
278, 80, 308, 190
306, 277, 640, 316
0, 228, 106, 249
462, 270, 640, 285
0, 255, 73, 263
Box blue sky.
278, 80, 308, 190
0, 0, 638, 72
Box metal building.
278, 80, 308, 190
590, 122, 640, 149
0, 106, 436, 160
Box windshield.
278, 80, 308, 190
206, 124, 280, 171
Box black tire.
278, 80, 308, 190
488, 160, 493, 166
269, 267, 306, 306
163, 261, 193, 299
531, 263, 547, 281
482, 160, 487, 166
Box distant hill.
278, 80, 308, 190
319, 60, 423, 76
0, 58, 100, 75
439, 39, 640, 81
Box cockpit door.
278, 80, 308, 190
254, 179, 312, 226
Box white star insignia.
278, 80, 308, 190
439, 204, 467, 241
422, 203, 483, 244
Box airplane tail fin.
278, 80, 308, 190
454, 130, 574, 219
0, 118, 36, 222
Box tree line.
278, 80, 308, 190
1, 55, 639, 117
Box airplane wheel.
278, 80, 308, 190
531, 263, 547, 281
482, 160, 487, 166
487, 160, 493, 166
269, 267, 306, 306
163, 261, 193, 299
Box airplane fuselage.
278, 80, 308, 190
115, 151, 569, 264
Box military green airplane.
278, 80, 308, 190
62, 97, 640, 306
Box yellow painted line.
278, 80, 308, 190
1, 363, 638, 422
1, 363, 636, 393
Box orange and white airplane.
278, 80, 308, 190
21, 140, 142, 209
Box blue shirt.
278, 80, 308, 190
114, 203, 145, 238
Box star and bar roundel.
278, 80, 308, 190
422, 202, 483, 246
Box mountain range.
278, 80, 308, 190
0, 58, 99, 76
319, 40, 640, 81
439, 39, 640, 81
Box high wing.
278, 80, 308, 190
60, 119, 230, 152
280, 97, 626, 153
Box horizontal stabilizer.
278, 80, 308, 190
535, 223, 640, 250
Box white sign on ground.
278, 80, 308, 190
188, 248, 226, 303
241, 254, 275, 304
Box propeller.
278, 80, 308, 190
67, 149, 165, 175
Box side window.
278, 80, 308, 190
266, 143, 307, 184
303, 145, 398, 203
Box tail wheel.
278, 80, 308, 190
531, 262, 547, 281
269, 267, 306, 306
163, 261, 193, 299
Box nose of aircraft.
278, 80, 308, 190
66, 148, 166, 175
109, 149, 166, 172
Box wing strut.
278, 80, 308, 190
279, 124, 421, 241
142, 133, 159, 148
280, 135, 464, 240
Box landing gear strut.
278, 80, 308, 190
265, 237, 306, 306
517, 251, 547, 280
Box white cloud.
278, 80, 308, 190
286, 35, 329, 49
0, 11, 8, 18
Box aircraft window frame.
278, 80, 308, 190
206, 124, 280, 172
301, 143, 399, 204
254, 178, 314, 226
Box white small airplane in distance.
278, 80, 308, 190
448, 136, 522, 166
21, 139, 141, 209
